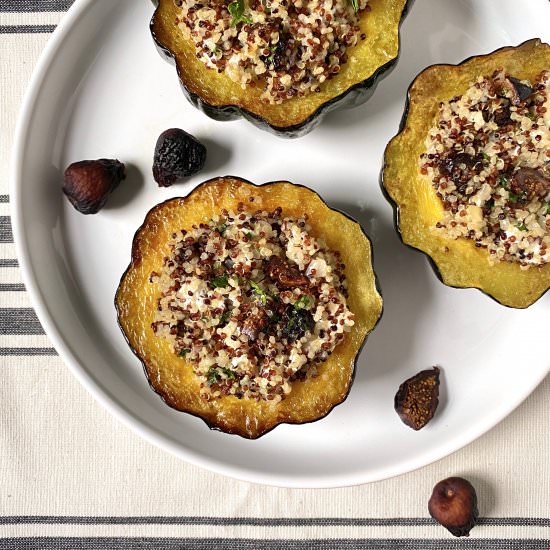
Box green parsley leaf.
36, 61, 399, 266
545, 203, 550, 215
228, 0, 252, 26
210, 274, 229, 288
206, 367, 235, 385
349, 0, 359, 11
220, 367, 236, 379
485, 199, 495, 210
219, 310, 230, 325
508, 192, 520, 203
481, 152, 490, 162
244, 231, 255, 239
217, 223, 227, 235
250, 280, 268, 305
294, 295, 310, 309
178, 348, 191, 357
516, 222, 528, 231
498, 175, 509, 188
207, 368, 221, 385
266, 43, 277, 64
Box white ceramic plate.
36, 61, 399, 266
11, 0, 550, 488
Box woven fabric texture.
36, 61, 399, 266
0, 1, 549, 548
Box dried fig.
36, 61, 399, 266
153, 128, 206, 187
63, 159, 126, 215
394, 367, 440, 430
429, 477, 479, 537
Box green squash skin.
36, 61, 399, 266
150, 0, 414, 138
115, 176, 384, 438
381, 39, 550, 309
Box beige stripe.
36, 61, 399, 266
0, 334, 53, 349
0, 523, 548, 539
0, 12, 64, 27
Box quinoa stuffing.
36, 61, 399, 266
420, 69, 550, 268
174, 0, 370, 104
150, 202, 355, 403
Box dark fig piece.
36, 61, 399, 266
510, 168, 550, 202
63, 159, 126, 215
509, 76, 533, 102
493, 106, 512, 127
282, 305, 314, 342
394, 367, 440, 430
266, 256, 309, 288
428, 477, 479, 537
153, 128, 206, 187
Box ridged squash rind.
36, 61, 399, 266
150, 0, 412, 137
115, 176, 383, 438
382, 39, 550, 309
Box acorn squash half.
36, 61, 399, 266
382, 39, 550, 309
115, 177, 383, 438
150, 0, 411, 137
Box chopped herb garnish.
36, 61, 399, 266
207, 368, 221, 385
266, 43, 277, 64
481, 152, 490, 162
220, 367, 236, 379
349, 0, 359, 12
217, 223, 227, 235
294, 295, 310, 309
207, 366, 235, 385
250, 280, 268, 305
498, 175, 509, 188
178, 348, 191, 357
508, 192, 520, 203
485, 199, 495, 210
228, 0, 252, 26
210, 274, 229, 288
244, 231, 255, 239
516, 222, 528, 231
219, 310, 230, 325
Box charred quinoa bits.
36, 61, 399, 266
150, 202, 354, 402
174, 0, 370, 104
421, 69, 550, 268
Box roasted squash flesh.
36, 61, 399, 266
115, 177, 383, 438
383, 39, 550, 309
151, 0, 410, 136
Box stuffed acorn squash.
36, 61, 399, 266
150, 0, 411, 137
383, 39, 550, 309
115, 177, 383, 438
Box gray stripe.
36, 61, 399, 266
0, 1, 73, 12
0, 539, 548, 550
0, 217, 13, 243
0, 348, 56, 356
0, 260, 18, 268
0, 24, 56, 33
0, 284, 25, 291
0, 309, 44, 335
0, 195, 8, 203
0, 517, 549, 527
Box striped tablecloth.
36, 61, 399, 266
1, 1, 550, 548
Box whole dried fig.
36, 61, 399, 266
153, 128, 206, 187
63, 159, 126, 214
429, 477, 479, 537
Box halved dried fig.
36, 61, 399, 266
394, 367, 440, 430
